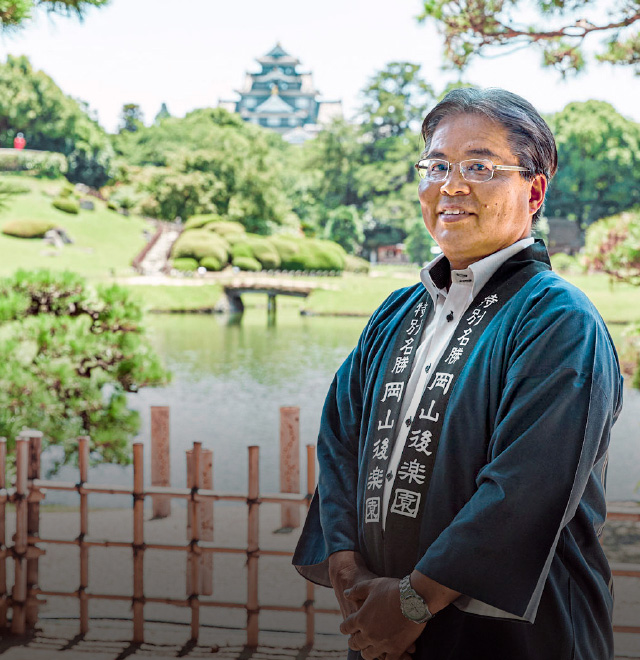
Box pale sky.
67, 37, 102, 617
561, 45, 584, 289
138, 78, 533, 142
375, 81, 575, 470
1, 0, 638, 133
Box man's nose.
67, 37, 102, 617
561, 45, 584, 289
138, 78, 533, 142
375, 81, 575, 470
439, 164, 470, 195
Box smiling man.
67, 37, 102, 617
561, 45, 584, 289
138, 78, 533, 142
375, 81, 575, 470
293, 88, 622, 660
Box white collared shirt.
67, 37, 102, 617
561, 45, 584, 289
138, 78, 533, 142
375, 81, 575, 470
381, 237, 535, 527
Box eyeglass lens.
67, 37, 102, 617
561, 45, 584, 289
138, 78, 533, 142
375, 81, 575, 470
418, 159, 495, 183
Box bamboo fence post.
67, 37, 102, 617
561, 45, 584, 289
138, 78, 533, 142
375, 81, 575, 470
11, 435, 29, 634
188, 442, 202, 641
304, 444, 316, 647
78, 436, 90, 635
151, 407, 171, 519
132, 442, 145, 644
25, 430, 43, 628
279, 406, 300, 529
0, 437, 6, 628
186, 447, 213, 596
247, 445, 260, 648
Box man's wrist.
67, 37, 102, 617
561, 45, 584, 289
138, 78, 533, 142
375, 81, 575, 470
409, 569, 461, 615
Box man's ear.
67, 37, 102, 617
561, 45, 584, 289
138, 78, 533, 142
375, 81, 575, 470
529, 174, 547, 216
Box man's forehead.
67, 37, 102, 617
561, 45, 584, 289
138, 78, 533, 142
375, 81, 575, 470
424, 115, 513, 159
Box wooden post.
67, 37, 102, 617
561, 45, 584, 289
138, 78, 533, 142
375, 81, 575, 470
186, 447, 213, 595
11, 435, 29, 634
25, 430, 43, 628
188, 442, 202, 641
78, 436, 90, 635
151, 407, 171, 519
0, 437, 6, 629
247, 445, 260, 648
305, 444, 316, 647
132, 442, 145, 644
280, 407, 300, 529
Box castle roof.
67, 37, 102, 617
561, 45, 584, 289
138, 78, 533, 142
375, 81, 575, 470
254, 93, 295, 114
257, 42, 300, 66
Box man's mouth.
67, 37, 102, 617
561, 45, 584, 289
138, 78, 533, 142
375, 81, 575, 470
438, 209, 474, 221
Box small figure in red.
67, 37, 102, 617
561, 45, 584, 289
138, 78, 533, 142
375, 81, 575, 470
13, 133, 26, 150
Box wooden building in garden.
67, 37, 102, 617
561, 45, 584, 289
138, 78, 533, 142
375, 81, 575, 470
218, 43, 342, 143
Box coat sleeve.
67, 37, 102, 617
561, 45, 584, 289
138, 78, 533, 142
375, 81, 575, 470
292, 316, 372, 586
414, 292, 623, 621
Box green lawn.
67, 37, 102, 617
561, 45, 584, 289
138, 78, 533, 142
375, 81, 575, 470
0, 175, 149, 278
129, 284, 223, 312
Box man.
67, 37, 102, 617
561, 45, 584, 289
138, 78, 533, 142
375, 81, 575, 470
293, 87, 623, 660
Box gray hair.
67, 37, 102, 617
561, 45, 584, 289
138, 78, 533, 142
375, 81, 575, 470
420, 88, 557, 223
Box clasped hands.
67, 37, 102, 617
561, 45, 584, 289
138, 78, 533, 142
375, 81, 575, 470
329, 551, 423, 660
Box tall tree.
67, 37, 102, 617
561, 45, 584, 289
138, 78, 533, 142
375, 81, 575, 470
118, 103, 144, 133
545, 100, 640, 228
418, 0, 640, 74
154, 102, 171, 124
0, 0, 109, 29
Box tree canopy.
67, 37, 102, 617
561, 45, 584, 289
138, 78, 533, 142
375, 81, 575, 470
0, 0, 109, 29
0, 55, 113, 186
545, 100, 640, 227
418, 0, 640, 74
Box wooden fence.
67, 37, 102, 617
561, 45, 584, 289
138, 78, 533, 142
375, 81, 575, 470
0, 418, 639, 646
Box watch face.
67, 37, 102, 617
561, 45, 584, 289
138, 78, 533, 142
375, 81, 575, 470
404, 595, 428, 621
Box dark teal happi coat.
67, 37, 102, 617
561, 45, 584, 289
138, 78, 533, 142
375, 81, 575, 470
293, 242, 623, 660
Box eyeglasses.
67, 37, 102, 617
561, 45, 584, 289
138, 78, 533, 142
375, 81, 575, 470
415, 158, 530, 183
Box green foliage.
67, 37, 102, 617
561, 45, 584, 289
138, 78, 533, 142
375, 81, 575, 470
405, 220, 435, 265
282, 238, 346, 272
171, 257, 199, 272
113, 108, 293, 231
154, 102, 171, 124
417, 0, 640, 74
118, 103, 144, 133
550, 252, 582, 274
200, 256, 222, 271
206, 219, 247, 237
2, 218, 57, 238
324, 205, 364, 254
170, 229, 229, 264
246, 235, 281, 270
232, 256, 261, 272
0, 149, 68, 177
183, 213, 225, 230
0, 269, 168, 465
53, 197, 80, 214
620, 324, 640, 389
583, 209, 640, 285
108, 184, 143, 211
231, 241, 253, 260
344, 254, 371, 274
546, 102, 640, 228
0, 56, 113, 186
269, 235, 300, 263
0, 0, 109, 29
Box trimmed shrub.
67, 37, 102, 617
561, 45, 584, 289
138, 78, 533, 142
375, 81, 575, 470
183, 213, 225, 230
233, 256, 262, 272
246, 235, 281, 270
2, 219, 57, 238
550, 253, 580, 274
270, 236, 301, 263
283, 239, 345, 272
220, 232, 246, 245
171, 229, 230, 265
231, 242, 254, 260
344, 254, 371, 274
59, 185, 75, 199
52, 197, 80, 214
172, 257, 199, 272
0, 150, 68, 178
206, 220, 246, 237
200, 256, 222, 271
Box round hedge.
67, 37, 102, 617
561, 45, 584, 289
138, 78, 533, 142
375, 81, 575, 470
171, 229, 230, 265
200, 256, 222, 271
231, 242, 253, 259
245, 235, 281, 270
344, 254, 370, 274
52, 197, 80, 214
2, 219, 58, 239
270, 236, 301, 263
183, 214, 225, 230
172, 257, 199, 272
233, 256, 262, 272
206, 220, 246, 237
280, 238, 345, 272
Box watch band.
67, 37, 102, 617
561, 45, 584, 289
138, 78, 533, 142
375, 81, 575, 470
399, 575, 434, 624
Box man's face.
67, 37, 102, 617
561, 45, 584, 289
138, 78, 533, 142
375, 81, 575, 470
418, 113, 546, 270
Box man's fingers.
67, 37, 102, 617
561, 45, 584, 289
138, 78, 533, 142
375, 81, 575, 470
344, 578, 373, 602
339, 614, 358, 636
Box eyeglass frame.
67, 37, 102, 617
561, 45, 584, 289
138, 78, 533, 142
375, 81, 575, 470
414, 157, 531, 183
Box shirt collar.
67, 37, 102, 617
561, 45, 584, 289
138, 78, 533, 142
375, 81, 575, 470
420, 237, 535, 305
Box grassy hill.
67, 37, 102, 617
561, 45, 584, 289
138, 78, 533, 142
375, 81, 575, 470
0, 174, 150, 279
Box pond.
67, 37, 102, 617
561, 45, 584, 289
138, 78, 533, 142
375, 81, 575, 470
44, 304, 640, 506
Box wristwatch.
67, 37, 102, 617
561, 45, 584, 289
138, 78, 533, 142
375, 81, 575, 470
399, 575, 434, 624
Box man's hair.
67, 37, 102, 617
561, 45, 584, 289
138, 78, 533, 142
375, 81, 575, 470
420, 88, 558, 223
